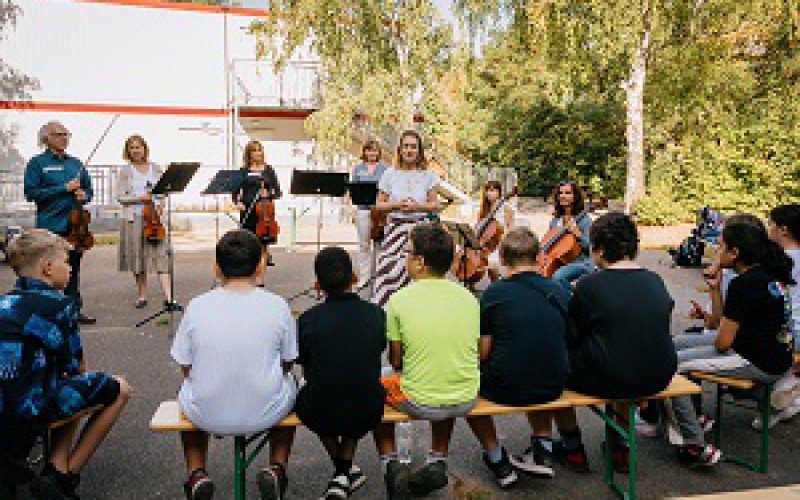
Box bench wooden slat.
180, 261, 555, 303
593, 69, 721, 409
150, 375, 701, 433
689, 371, 756, 390
50, 404, 104, 430
669, 484, 800, 499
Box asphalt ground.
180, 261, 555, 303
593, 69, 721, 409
1, 245, 799, 500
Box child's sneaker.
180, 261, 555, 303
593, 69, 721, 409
408, 460, 448, 496
677, 444, 722, 468
257, 464, 288, 500
182, 468, 214, 500
481, 447, 518, 488
698, 414, 715, 433
384, 460, 410, 500
553, 440, 590, 473
509, 437, 555, 478
348, 464, 367, 493
29, 463, 79, 500
752, 398, 800, 430
320, 473, 349, 499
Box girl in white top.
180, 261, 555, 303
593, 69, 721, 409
116, 135, 175, 309
371, 130, 440, 306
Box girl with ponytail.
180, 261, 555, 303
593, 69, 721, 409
666, 215, 795, 465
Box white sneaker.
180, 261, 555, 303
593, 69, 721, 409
752, 398, 800, 430
771, 374, 800, 410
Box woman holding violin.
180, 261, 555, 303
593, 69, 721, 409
480, 181, 515, 282
546, 180, 594, 292
351, 139, 388, 287
117, 135, 175, 309
232, 140, 282, 269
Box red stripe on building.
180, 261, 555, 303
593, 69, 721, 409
1, 101, 313, 119
72, 0, 268, 17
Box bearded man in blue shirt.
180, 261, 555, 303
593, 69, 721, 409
24, 121, 96, 324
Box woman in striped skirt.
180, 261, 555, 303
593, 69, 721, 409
371, 130, 441, 306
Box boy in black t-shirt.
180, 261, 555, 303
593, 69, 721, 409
466, 228, 569, 486
294, 247, 386, 499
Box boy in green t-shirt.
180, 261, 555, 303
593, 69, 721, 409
374, 223, 481, 499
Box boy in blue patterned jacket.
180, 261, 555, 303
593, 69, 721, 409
0, 229, 130, 499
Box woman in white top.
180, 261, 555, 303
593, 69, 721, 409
371, 130, 440, 306
116, 135, 175, 309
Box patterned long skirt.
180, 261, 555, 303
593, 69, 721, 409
371, 215, 424, 307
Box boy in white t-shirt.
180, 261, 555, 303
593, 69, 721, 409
171, 229, 298, 500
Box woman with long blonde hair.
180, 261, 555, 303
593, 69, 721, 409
371, 130, 441, 306
351, 139, 389, 288
116, 135, 176, 309
232, 140, 282, 269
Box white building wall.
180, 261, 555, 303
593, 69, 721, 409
2, 0, 317, 209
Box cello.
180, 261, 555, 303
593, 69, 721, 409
537, 198, 607, 277
451, 187, 517, 283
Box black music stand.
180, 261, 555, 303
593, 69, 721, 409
136, 162, 199, 332
346, 181, 378, 206
202, 169, 245, 238
287, 170, 348, 303
346, 182, 379, 295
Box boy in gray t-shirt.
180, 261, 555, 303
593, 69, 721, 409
171, 230, 297, 500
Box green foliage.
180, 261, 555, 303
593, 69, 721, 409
249, 1, 452, 157
456, 0, 800, 223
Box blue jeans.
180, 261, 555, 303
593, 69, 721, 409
552, 260, 594, 294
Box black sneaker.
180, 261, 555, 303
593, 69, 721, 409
164, 301, 183, 312
29, 464, 78, 500
0, 451, 35, 485
482, 447, 518, 488
182, 468, 214, 500
553, 440, 590, 473
348, 464, 367, 493
320, 473, 349, 499
384, 460, 410, 500
257, 464, 288, 500
677, 444, 722, 468
509, 437, 555, 478
408, 460, 448, 496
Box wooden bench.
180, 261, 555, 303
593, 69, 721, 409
669, 483, 800, 499
689, 371, 771, 473
151, 374, 700, 500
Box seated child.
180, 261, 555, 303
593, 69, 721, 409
0, 229, 130, 500
171, 229, 297, 500
761, 203, 800, 423
466, 228, 571, 487
670, 217, 795, 461
374, 223, 480, 499
294, 247, 387, 499
553, 213, 681, 472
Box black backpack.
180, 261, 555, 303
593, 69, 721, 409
669, 230, 705, 268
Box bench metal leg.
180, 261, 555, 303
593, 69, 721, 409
234, 436, 246, 500
592, 403, 637, 500
714, 382, 772, 473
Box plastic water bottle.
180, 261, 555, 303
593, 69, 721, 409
396, 421, 413, 464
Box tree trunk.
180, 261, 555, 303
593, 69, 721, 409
623, 4, 652, 214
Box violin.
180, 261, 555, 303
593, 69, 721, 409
254, 186, 279, 242
537, 198, 607, 277
451, 187, 517, 283
370, 206, 387, 242
66, 114, 119, 252
66, 191, 94, 251
142, 195, 165, 244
